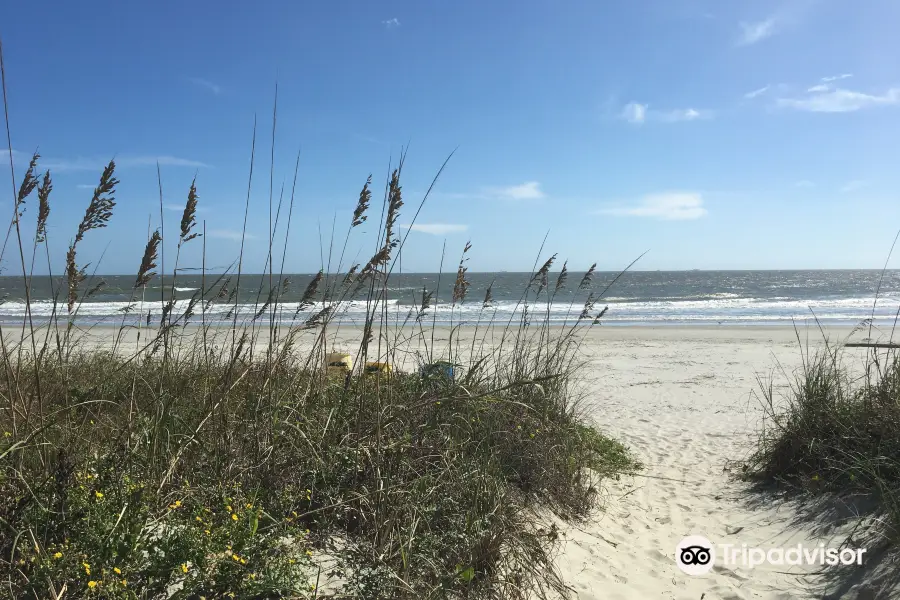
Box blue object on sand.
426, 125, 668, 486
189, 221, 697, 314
421, 361, 455, 382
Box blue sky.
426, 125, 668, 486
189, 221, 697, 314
2, 0, 900, 274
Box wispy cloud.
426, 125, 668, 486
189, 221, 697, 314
207, 229, 256, 241
744, 85, 771, 99
41, 155, 210, 172
821, 74, 853, 83
840, 179, 869, 193
163, 203, 208, 213
778, 86, 900, 113
621, 102, 710, 124
400, 223, 468, 236
187, 77, 222, 95
597, 193, 708, 221
737, 18, 777, 46
621, 102, 648, 124
382, 17, 400, 28
485, 181, 546, 201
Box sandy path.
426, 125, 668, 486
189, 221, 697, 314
556, 326, 886, 600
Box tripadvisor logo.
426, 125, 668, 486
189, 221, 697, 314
675, 535, 867, 575
676, 535, 715, 575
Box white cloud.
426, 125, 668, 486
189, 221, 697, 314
42, 155, 210, 172
207, 229, 256, 241
382, 17, 400, 28
597, 193, 708, 221
187, 77, 222, 95
806, 84, 830, 93
737, 18, 776, 45
840, 180, 869, 193
821, 73, 853, 83
657, 108, 708, 122
778, 87, 900, 113
621, 102, 647, 124
487, 181, 545, 201
744, 85, 771, 99
621, 103, 710, 124
401, 223, 468, 236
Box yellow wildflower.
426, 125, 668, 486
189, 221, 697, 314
121, 580, 127, 587
226, 505, 233, 512
181, 563, 189, 573
245, 503, 253, 509
53, 552, 63, 559
113, 567, 121, 575
204, 529, 211, 536
232, 554, 240, 562
306, 549, 313, 557
83, 562, 91, 575
87, 581, 98, 589
3, 431, 10, 437
94, 491, 104, 499
231, 514, 238, 521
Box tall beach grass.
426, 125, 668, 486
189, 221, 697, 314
0, 45, 637, 599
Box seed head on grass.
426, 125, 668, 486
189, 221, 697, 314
65, 246, 86, 313
76, 160, 118, 244
579, 263, 597, 290
16, 151, 40, 214
352, 175, 372, 227
532, 254, 557, 294
135, 230, 162, 288
482, 282, 494, 309
452, 242, 472, 304
417, 286, 434, 322
383, 169, 403, 250
554, 261, 568, 293
67, 160, 118, 312
179, 178, 201, 244
35, 171, 52, 243
579, 293, 596, 321
296, 271, 323, 316
592, 305, 609, 325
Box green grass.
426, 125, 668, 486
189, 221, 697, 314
743, 339, 900, 546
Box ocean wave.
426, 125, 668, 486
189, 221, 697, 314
0, 295, 896, 326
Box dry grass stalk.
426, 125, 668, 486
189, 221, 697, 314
35, 171, 51, 243
135, 230, 162, 288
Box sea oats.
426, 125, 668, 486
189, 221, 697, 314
15, 151, 40, 214
554, 261, 568, 293
579, 263, 597, 290
352, 175, 372, 227
35, 171, 52, 243
179, 178, 201, 244
135, 230, 162, 288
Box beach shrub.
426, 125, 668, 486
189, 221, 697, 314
744, 342, 900, 543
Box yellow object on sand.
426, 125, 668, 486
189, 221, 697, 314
364, 361, 392, 375
326, 353, 353, 376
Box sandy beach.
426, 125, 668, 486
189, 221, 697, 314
553, 325, 885, 600
9, 322, 891, 598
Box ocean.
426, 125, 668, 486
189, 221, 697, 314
1, 270, 899, 327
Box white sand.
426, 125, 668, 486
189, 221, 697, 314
555, 325, 889, 600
